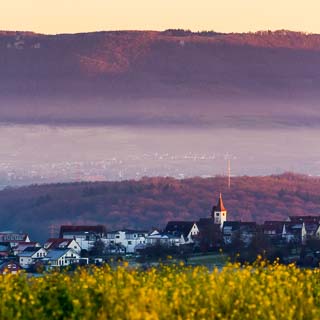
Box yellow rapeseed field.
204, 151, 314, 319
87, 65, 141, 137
0, 260, 319, 320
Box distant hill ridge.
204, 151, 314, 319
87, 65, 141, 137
1, 173, 320, 241
2, 29, 320, 80
2, 29, 320, 125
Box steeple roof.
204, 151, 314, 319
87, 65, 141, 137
216, 193, 226, 212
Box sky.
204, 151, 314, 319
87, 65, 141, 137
0, 0, 320, 35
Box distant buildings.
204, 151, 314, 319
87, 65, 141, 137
105, 230, 149, 254
0, 192, 320, 271
59, 225, 106, 251
211, 193, 227, 228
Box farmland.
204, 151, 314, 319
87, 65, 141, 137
0, 260, 319, 319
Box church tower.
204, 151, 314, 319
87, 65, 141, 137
211, 193, 227, 228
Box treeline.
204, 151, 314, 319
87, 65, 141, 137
1, 173, 320, 241
162, 29, 223, 37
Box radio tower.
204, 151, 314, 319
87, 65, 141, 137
227, 159, 231, 189
49, 224, 58, 238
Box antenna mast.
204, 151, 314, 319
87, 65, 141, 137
227, 159, 231, 189
49, 224, 58, 238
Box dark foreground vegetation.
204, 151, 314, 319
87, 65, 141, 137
0, 173, 320, 240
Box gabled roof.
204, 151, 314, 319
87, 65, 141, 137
223, 221, 257, 232
46, 248, 77, 260
223, 221, 241, 231
107, 229, 149, 234
304, 223, 319, 234
59, 225, 106, 238
283, 222, 304, 235
263, 221, 285, 234
197, 218, 221, 233
14, 241, 39, 249
18, 247, 44, 257
289, 216, 320, 224
44, 238, 75, 250
164, 221, 196, 238
0, 245, 9, 252
0, 232, 29, 242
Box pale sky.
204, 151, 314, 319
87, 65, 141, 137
0, 0, 319, 34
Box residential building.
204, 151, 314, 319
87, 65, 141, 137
59, 225, 106, 251
282, 222, 307, 244
164, 221, 199, 244
105, 229, 148, 253
13, 242, 41, 256
263, 221, 285, 239
288, 216, 320, 240
222, 221, 257, 246
44, 238, 81, 254
0, 244, 10, 258
146, 229, 183, 247
18, 247, 47, 269
44, 248, 81, 268
196, 218, 222, 249
0, 232, 30, 248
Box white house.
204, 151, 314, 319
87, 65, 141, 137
59, 225, 106, 251
18, 247, 47, 268
105, 229, 148, 253
0, 232, 30, 248
146, 230, 183, 247
44, 248, 81, 268
282, 222, 307, 244
164, 221, 200, 245
13, 242, 41, 256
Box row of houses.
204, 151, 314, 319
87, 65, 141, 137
1, 193, 320, 272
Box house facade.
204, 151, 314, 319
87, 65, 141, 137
18, 247, 47, 268
59, 225, 106, 251
222, 221, 257, 246
0, 232, 30, 248
44, 248, 81, 267
105, 229, 148, 253
146, 229, 183, 247
164, 221, 199, 245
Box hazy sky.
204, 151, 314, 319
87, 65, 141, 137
1, 0, 319, 34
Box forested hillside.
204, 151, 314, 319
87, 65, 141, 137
1, 30, 320, 126
1, 173, 320, 241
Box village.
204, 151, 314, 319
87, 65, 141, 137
0, 193, 319, 274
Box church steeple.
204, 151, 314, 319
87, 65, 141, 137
216, 193, 226, 212
211, 193, 227, 228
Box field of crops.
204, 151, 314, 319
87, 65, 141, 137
0, 260, 319, 320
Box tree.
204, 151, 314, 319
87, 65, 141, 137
89, 239, 106, 257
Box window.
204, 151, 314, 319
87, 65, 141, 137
128, 241, 132, 245
216, 212, 220, 216
116, 235, 120, 239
